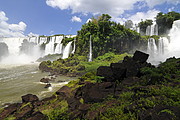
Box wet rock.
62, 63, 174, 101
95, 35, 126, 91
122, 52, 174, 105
0, 103, 21, 119
133, 50, 149, 63
44, 83, 51, 88
40, 78, 51, 83
22, 94, 39, 103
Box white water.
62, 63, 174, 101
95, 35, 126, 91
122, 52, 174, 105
62, 41, 73, 59
147, 20, 180, 64
71, 38, 76, 54
146, 22, 158, 36
0, 35, 76, 64
54, 36, 63, 54
88, 35, 92, 62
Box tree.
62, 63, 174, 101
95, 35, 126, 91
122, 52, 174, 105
156, 11, 180, 35
138, 19, 153, 35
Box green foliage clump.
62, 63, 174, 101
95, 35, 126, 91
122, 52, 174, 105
138, 19, 153, 35
76, 14, 142, 58
156, 11, 180, 35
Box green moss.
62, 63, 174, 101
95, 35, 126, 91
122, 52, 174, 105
4, 116, 16, 120
42, 100, 69, 120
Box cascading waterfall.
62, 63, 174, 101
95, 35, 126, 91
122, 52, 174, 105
146, 22, 158, 36
71, 38, 76, 54
54, 36, 64, 54
147, 38, 158, 57
45, 36, 55, 55
88, 35, 92, 62
62, 41, 73, 59
0, 35, 76, 64
147, 20, 180, 64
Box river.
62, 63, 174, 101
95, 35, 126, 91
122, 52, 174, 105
0, 63, 76, 107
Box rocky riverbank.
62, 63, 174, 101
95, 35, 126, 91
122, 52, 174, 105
0, 51, 179, 120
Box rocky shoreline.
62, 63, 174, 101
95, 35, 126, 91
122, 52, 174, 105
0, 51, 180, 120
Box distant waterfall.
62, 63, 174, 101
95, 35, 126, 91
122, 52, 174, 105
88, 35, 92, 62
45, 36, 55, 55
0, 35, 76, 64
62, 41, 73, 59
147, 38, 158, 57
146, 23, 158, 36
147, 20, 180, 64
71, 38, 76, 54
54, 36, 63, 54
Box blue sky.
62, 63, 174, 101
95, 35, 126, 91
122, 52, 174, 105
0, 0, 180, 37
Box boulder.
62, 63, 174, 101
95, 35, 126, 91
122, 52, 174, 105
75, 82, 114, 103
40, 78, 51, 83
133, 50, 149, 63
110, 63, 126, 80
44, 83, 51, 88
22, 94, 39, 103
97, 66, 114, 81
56, 86, 72, 99
0, 103, 21, 119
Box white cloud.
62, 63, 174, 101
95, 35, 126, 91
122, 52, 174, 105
71, 16, 82, 22
0, 11, 27, 37
46, 0, 179, 18
145, 0, 180, 8
28, 32, 39, 37
46, 0, 142, 17
128, 9, 160, 24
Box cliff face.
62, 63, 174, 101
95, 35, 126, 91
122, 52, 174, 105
0, 51, 180, 120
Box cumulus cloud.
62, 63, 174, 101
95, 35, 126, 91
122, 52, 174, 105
46, 0, 179, 17
71, 16, 82, 22
0, 11, 27, 37
128, 9, 160, 24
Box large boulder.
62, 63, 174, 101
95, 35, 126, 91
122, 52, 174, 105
133, 50, 149, 63
56, 86, 72, 99
22, 94, 39, 103
75, 82, 114, 103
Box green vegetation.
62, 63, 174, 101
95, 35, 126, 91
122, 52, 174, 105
156, 11, 180, 35
76, 14, 143, 58
138, 19, 153, 35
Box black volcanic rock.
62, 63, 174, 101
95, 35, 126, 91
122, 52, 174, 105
21, 94, 39, 103
97, 50, 151, 82
133, 50, 149, 63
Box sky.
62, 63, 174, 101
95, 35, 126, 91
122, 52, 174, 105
0, 0, 180, 37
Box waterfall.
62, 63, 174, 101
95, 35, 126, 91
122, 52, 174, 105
45, 36, 55, 55
167, 20, 180, 58
54, 36, 63, 54
71, 38, 76, 54
0, 35, 76, 64
62, 41, 73, 59
147, 38, 158, 57
146, 22, 158, 36
88, 35, 92, 62
147, 20, 180, 64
